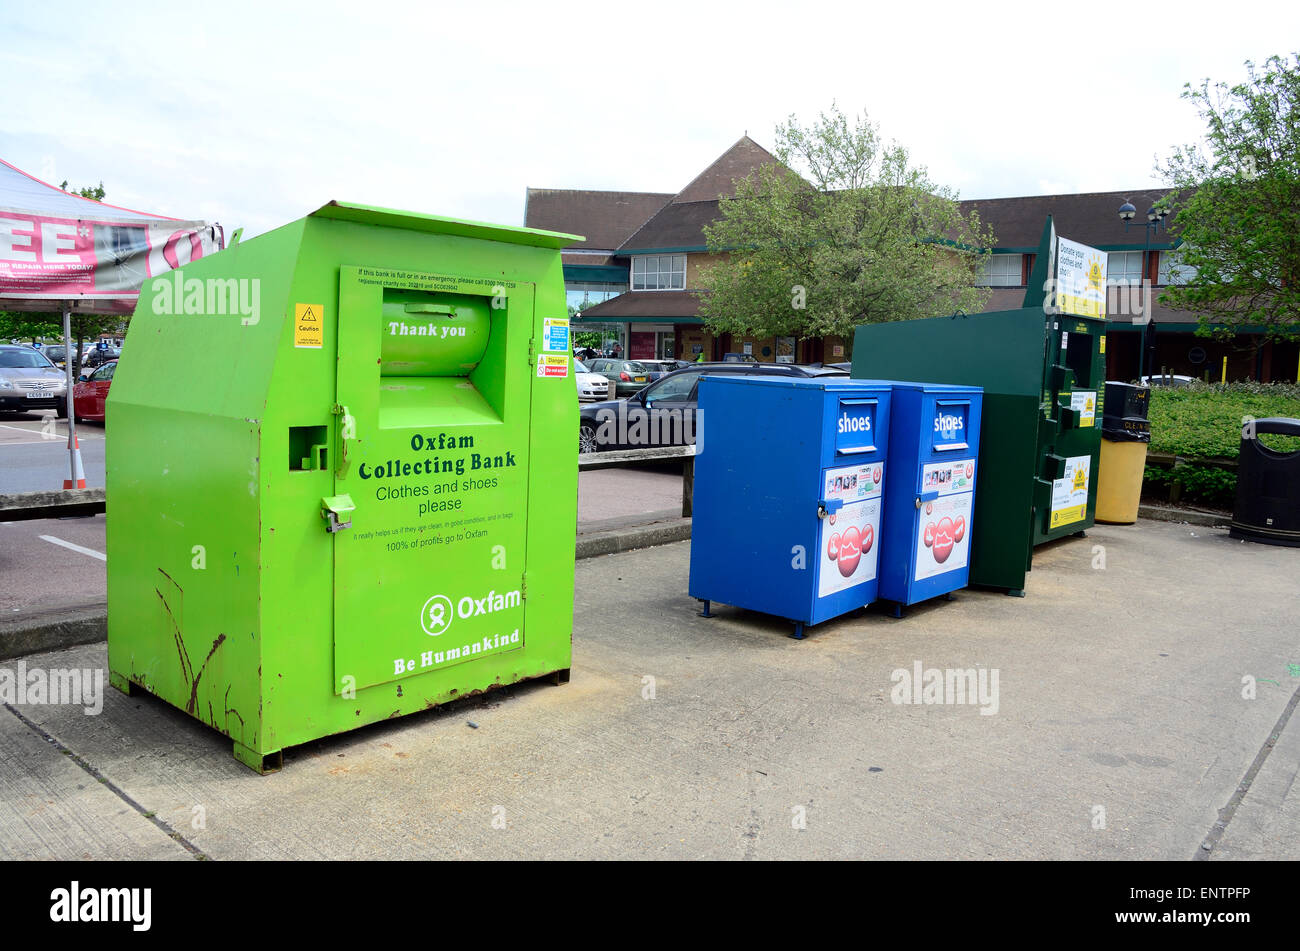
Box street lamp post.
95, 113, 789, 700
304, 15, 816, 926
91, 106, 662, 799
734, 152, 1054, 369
1118, 200, 1168, 378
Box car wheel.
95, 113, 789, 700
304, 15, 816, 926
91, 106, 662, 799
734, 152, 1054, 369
56, 399, 69, 420
578, 422, 599, 454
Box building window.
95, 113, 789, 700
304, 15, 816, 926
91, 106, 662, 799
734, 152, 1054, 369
1157, 250, 1197, 286
567, 281, 626, 312
631, 254, 686, 291
974, 254, 1023, 287
1108, 251, 1145, 284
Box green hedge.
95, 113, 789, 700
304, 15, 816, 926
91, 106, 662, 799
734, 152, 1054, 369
1142, 383, 1300, 507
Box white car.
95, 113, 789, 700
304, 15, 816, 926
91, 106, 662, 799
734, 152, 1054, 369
1139, 374, 1200, 388
574, 359, 612, 401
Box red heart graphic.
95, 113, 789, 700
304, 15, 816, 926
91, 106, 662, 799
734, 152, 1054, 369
838, 526, 862, 578
861, 524, 873, 554
953, 516, 966, 543
933, 517, 955, 564
924, 522, 936, 548
827, 532, 841, 562
966, 463, 973, 479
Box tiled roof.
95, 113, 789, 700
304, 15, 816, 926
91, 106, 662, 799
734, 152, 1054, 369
618, 200, 723, 251
524, 188, 672, 250
525, 140, 1179, 257
672, 135, 784, 203
961, 190, 1173, 249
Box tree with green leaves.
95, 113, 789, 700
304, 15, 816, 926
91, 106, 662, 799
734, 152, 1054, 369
60, 180, 106, 201
0, 311, 61, 343
697, 105, 994, 345
1159, 54, 1300, 356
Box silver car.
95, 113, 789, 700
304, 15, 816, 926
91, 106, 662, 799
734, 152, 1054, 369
0, 345, 69, 416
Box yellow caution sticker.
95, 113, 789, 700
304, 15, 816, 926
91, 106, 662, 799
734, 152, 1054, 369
295, 303, 323, 349
1099, 335, 1106, 354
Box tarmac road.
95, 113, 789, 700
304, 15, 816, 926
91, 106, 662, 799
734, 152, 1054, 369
1, 519, 1297, 860
0, 411, 106, 493
0, 464, 688, 626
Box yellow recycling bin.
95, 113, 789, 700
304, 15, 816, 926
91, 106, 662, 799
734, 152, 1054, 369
1096, 382, 1151, 524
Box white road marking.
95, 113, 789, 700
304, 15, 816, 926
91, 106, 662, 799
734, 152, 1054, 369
0, 423, 104, 440
38, 535, 106, 561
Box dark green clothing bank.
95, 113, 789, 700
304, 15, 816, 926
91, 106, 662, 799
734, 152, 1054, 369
851, 220, 1105, 594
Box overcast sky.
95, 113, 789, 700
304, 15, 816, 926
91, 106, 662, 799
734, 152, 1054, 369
1, 1, 1294, 239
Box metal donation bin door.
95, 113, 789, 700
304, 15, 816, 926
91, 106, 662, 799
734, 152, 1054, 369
878, 383, 983, 614
333, 268, 534, 692
815, 391, 886, 615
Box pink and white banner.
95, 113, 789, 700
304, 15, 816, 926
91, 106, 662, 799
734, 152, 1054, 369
0, 212, 221, 304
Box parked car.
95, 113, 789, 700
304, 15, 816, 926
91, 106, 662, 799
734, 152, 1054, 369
1139, 373, 1199, 388
40, 345, 69, 369
574, 359, 613, 402
585, 358, 653, 397
0, 344, 68, 416
82, 346, 121, 371
72, 359, 117, 422
638, 359, 689, 381
578, 361, 849, 452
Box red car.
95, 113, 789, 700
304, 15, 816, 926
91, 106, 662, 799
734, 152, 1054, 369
72, 359, 116, 422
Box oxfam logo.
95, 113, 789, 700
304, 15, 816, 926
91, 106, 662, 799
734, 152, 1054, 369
420, 595, 454, 637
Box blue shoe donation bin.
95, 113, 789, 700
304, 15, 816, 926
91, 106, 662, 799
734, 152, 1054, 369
876, 382, 983, 615
688, 376, 893, 638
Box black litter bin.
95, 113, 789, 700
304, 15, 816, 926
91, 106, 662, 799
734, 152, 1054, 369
1230, 417, 1300, 547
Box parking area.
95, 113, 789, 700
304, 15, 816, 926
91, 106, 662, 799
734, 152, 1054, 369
0, 464, 687, 625
1, 519, 1297, 860
0, 410, 106, 493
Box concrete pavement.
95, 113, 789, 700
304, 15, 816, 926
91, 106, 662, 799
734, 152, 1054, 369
1, 520, 1297, 860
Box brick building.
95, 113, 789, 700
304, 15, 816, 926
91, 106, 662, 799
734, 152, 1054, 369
524, 137, 1299, 382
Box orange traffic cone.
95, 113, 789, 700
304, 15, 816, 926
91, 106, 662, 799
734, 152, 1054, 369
64, 424, 86, 490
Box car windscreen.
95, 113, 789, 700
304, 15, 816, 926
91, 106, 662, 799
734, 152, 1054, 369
574, 360, 589, 373
624, 362, 648, 372
0, 350, 57, 369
